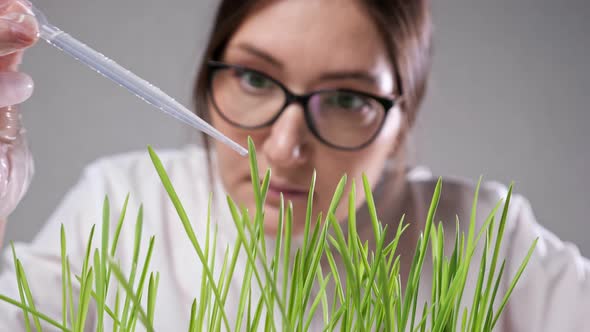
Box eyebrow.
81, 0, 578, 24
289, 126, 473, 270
317, 71, 379, 86
236, 43, 284, 68
235, 43, 380, 87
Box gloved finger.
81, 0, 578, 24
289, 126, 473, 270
0, 0, 34, 16
0, 0, 15, 10
0, 71, 33, 107
0, 12, 37, 57
0, 49, 23, 71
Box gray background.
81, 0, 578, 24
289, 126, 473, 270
5, 0, 589, 256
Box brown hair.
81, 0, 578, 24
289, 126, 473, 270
192, 0, 433, 161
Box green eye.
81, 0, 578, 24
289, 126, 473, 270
240, 71, 273, 90
326, 92, 366, 109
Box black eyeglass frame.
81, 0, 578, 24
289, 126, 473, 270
206, 60, 400, 151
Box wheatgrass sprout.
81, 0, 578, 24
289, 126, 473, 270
0, 193, 158, 332
0, 137, 536, 331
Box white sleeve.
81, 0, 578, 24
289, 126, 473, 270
503, 195, 590, 332
0, 163, 108, 332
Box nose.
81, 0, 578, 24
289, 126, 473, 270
261, 103, 311, 168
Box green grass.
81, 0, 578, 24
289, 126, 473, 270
0, 137, 536, 331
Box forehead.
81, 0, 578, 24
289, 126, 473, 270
224, 0, 393, 87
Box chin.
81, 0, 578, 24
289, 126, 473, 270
260, 204, 308, 236
262, 220, 280, 236
260, 206, 282, 235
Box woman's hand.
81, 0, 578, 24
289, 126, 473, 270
0, 0, 38, 227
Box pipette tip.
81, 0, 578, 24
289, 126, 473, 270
234, 144, 249, 156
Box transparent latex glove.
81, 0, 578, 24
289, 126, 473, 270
0, 0, 38, 219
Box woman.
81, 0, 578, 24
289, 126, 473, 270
0, 0, 588, 331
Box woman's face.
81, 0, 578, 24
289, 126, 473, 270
210, 0, 403, 235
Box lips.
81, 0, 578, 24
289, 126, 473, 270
261, 179, 312, 203
268, 182, 309, 196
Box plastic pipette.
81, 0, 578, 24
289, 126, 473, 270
30, 4, 248, 156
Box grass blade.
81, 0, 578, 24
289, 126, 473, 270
0, 294, 71, 331
11, 243, 33, 332
491, 238, 538, 329
148, 145, 231, 331
60, 225, 68, 328
109, 259, 156, 332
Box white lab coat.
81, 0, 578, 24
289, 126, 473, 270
0, 145, 588, 331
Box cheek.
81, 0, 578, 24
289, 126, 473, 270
317, 111, 402, 222
209, 105, 271, 154
209, 110, 251, 196
209, 108, 276, 211
210, 109, 248, 146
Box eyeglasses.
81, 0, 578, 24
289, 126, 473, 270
207, 60, 400, 150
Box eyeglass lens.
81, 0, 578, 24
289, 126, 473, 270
210, 67, 386, 149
